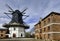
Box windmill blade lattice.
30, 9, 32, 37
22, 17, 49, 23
22, 8, 28, 13
4, 12, 12, 19
6, 4, 14, 12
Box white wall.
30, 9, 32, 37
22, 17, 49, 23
9, 27, 25, 38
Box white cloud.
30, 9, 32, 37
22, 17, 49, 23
0, 0, 60, 32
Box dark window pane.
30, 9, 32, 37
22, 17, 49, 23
48, 18, 50, 23
1, 34, 3, 36
40, 29, 42, 33
44, 21, 46, 25
48, 34, 50, 38
48, 26, 50, 30
1, 31, 3, 33
44, 28, 46, 32
14, 28, 16, 30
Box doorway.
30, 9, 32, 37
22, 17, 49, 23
13, 33, 16, 37
21, 33, 23, 37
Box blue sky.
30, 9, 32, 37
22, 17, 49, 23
0, 0, 60, 32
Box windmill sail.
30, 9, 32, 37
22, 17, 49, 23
6, 4, 14, 12
4, 12, 12, 19
22, 8, 28, 13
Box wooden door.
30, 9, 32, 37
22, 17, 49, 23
13, 33, 16, 37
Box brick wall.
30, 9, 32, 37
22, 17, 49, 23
35, 12, 60, 40
0, 30, 7, 38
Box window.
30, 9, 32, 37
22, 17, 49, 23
48, 18, 50, 23
14, 28, 16, 30
44, 21, 46, 25
44, 34, 46, 38
1, 31, 3, 33
48, 26, 50, 30
48, 34, 50, 38
40, 35, 42, 39
40, 29, 42, 33
1, 34, 3, 36
44, 28, 46, 32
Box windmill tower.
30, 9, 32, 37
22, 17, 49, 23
3, 4, 29, 38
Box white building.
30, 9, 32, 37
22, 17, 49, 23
9, 27, 25, 37
3, 23, 29, 38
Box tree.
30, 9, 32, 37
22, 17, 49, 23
25, 32, 31, 38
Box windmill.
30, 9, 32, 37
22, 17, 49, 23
4, 4, 29, 24
3, 4, 29, 38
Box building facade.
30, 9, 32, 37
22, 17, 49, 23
35, 23, 40, 39
0, 28, 8, 39
3, 22, 29, 38
35, 12, 60, 40
9, 26, 25, 38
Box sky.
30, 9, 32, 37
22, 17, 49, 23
0, 0, 60, 32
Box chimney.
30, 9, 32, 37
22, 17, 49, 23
40, 17, 42, 21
